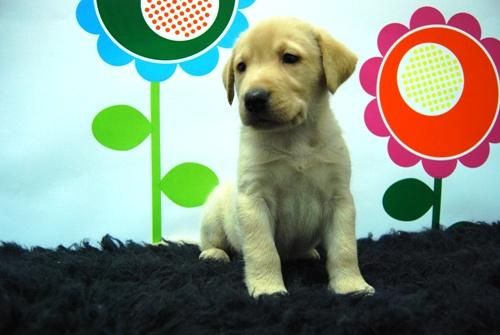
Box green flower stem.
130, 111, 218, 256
151, 82, 162, 244
432, 178, 442, 230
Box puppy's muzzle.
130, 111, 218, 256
244, 89, 271, 114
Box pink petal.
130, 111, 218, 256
388, 137, 420, 167
364, 99, 390, 137
487, 115, 500, 143
422, 159, 457, 179
359, 57, 382, 96
481, 37, 500, 75
409, 6, 446, 29
459, 142, 490, 168
447, 12, 482, 40
377, 23, 409, 56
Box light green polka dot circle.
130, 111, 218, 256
397, 43, 464, 116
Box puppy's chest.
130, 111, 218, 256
269, 157, 333, 254
273, 150, 335, 194
289, 154, 317, 173
265, 152, 335, 222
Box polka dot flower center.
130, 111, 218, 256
141, 0, 219, 41
397, 43, 464, 116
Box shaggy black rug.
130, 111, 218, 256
1, 222, 500, 335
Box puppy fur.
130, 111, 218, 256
199, 17, 374, 298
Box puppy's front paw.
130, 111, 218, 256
199, 248, 230, 263
249, 284, 288, 299
329, 277, 375, 296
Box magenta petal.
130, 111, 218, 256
481, 37, 500, 75
388, 138, 420, 167
422, 159, 457, 179
448, 13, 482, 40
359, 57, 382, 96
377, 23, 409, 56
364, 99, 389, 137
460, 142, 490, 168
409, 6, 446, 29
487, 116, 500, 143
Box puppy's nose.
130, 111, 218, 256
244, 89, 270, 113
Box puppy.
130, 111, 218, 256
199, 17, 374, 298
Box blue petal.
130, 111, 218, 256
136, 60, 177, 82
97, 34, 134, 66
180, 48, 219, 76
238, 0, 256, 9
76, 0, 102, 35
218, 12, 249, 49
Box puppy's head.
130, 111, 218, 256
223, 17, 357, 131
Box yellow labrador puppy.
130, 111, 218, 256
199, 17, 374, 298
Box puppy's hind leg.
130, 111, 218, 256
199, 184, 232, 263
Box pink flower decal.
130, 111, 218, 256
362, 7, 499, 230
360, 6, 499, 179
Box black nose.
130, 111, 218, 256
244, 89, 270, 113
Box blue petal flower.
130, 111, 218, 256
76, 0, 101, 34
180, 48, 220, 76
76, 0, 254, 82
97, 35, 134, 66
219, 12, 249, 49
239, 0, 256, 9
136, 61, 177, 82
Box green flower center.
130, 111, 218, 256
397, 43, 464, 116
97, 0, 236, 62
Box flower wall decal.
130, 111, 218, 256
360, 6, 499, 229
77, 0, 253, 80
76, 0, 255, 243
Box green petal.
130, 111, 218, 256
92, 105, 151, 151
161, 163, 219, 208
383, 178, 434, 221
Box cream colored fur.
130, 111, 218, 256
199, 17, 374, 298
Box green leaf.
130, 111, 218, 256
92, 105, 151, 151
161, 163, 219, 208
383, 178, 434, 221
447, 221, 475, 230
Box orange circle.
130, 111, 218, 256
378, 27, 498, 159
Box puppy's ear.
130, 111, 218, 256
222, 54, 235, 105
316, 28, 358, 93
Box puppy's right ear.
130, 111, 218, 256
222, 54, 235, 105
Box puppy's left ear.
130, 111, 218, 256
316, 28, 358, 94
222, 54, 235, 105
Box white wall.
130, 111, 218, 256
1, 0, 499, 247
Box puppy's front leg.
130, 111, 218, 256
238, 194, 287, 298
325, 192, 375, 295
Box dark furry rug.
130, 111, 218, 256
1, 223, 500, 335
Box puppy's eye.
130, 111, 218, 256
236, 62, 247, 73
282, 53, 300, 64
